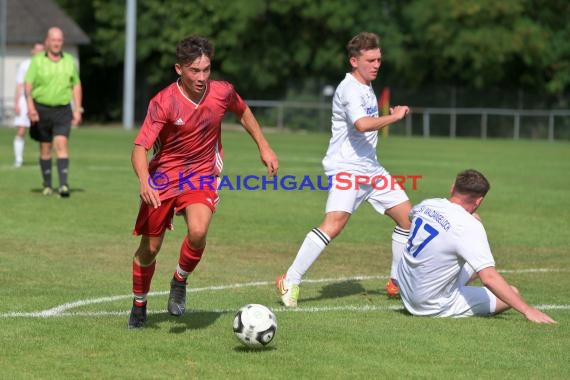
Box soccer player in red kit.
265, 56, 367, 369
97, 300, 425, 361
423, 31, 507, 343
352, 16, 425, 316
128, 36, 279, 328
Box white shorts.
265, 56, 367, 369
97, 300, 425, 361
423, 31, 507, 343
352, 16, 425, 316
325, 171, 409, 214
438, 264, 497, 318
13, 96, 30, 128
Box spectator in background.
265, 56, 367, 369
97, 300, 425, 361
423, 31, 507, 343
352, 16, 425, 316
25, 27, 83, 197
13, 42, 44, 168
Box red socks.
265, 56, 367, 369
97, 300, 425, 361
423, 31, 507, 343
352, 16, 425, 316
131, 237, 205, 305
174, 237, 205, 281
132, 260, 156, 306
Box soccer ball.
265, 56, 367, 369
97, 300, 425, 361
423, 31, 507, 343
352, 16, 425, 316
233, 304, 277, 348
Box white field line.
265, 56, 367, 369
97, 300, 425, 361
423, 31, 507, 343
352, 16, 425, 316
1, 269, 568, 318
1, 305, 407, 318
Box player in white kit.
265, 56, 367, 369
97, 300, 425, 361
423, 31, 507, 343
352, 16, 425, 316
276, 32, 411, 307
12, 42, 44, 167
397, 169, 556, 323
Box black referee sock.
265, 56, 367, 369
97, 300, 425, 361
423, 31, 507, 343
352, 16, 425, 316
57, 158, 69, 187
40, 159, 52, 188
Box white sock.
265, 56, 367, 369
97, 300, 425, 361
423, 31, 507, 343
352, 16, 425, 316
286, 228, 331, 285
176, 264, 190, 280
133, 293, 147, 305
390, 226, 410, 280
14, 136, 24, 164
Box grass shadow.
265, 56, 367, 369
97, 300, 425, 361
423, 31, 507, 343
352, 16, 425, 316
393, 308, 412, 316
301, 280, 367, 303
30, 187, 86, 194
233, 345, 277, 353
296, 279, 403, 305
142, 310, 224, 333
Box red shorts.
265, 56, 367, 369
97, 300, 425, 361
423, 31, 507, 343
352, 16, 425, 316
133, 189, 219, 237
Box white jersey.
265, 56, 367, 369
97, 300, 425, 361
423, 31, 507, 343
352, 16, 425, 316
397, 198, 495, 316
14, 59, 32, 126
322, 73, 384, 177
16, 58, 32, 87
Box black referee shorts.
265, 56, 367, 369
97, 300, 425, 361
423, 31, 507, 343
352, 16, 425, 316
34, 102, 73, 143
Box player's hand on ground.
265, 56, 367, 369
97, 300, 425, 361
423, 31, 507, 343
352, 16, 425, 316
389, 105, 410, 120
261, 147, 279, 176
524, 308, 557, 324
139, 179, 161, 209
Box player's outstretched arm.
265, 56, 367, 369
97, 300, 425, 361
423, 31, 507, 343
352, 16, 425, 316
131, 144, 161, 209
353, 105, 410, 132
478, 267, 557, 324
239, 106, 279, 176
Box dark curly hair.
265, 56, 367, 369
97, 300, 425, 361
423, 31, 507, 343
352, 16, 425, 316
176, 36, 214, 65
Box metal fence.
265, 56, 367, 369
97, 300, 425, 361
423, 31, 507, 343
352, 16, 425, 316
246, 100, 570, 141
407, 107, 570, 141
2, 96, 569, 141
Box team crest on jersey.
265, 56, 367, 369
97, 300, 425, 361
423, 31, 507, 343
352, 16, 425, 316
362, 92, 378, 117
365, 105, 378, 116
174, 118, 184, 126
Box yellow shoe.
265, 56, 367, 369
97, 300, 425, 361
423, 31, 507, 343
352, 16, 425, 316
276, 274, 299, 308
385, 278, 400, 298
42, 186, 53, 196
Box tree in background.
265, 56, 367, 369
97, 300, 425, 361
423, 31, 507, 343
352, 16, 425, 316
56, 0, 569, 123
402, 0, 569, 101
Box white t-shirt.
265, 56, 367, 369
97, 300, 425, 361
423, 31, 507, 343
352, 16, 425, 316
16, 58, 31, 90
14, 59, 32, 121
397, 198, 496, 315
322, 73, 384, 177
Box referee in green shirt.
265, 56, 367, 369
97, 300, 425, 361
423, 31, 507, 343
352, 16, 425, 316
25, 26, 83, 197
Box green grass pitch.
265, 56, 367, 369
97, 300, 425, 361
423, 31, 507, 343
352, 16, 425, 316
0, 126, 568, 379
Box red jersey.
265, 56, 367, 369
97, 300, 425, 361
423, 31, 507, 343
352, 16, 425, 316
134, 79, 247, 200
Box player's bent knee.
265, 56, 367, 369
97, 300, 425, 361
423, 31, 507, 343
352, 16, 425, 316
135, 239, 162, 264
187, 234, 207, 249
135, 248, 159, 264
186, 225, 209, 246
